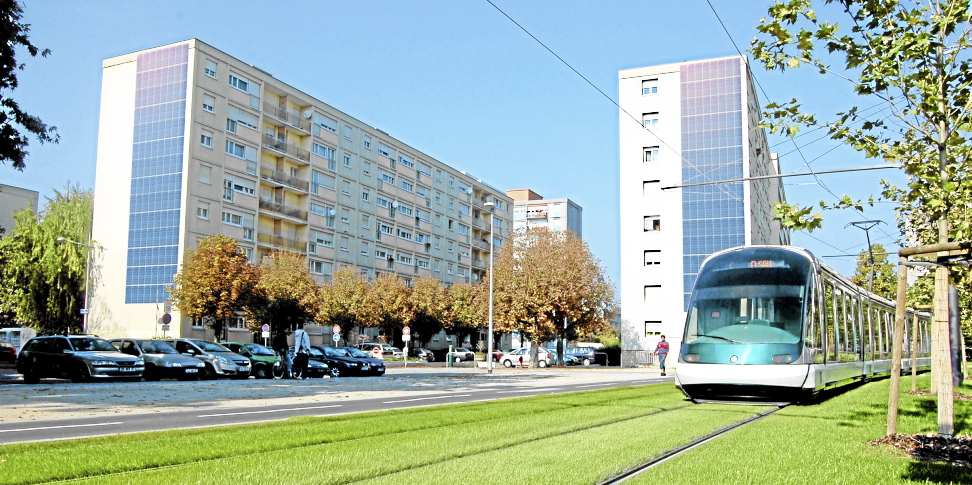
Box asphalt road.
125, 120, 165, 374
0, 366, 669, 444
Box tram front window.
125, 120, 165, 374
681, 248, 811, 364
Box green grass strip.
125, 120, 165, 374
631, 376, 972, 485
0, 385, 684, 484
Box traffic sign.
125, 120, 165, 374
80, 309, 89, 315
161, 313, 171, 324
261, 324, 270, 333
332, 333, 340, 342
402, 326, 411, 336
261, 331, 270, 338
403, 334, 411, 341
332, 325, 341, 334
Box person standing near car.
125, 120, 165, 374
292, 324, 311, 380
653, 335, 669, 376
272, 327, 293, 378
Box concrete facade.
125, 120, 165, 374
507, 189, 582, 238
0, 184, 39, 236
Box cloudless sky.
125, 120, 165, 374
4, 0, 906, 286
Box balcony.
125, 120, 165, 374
263, 102, 311, 133
263, 134, 310, 163
260, 166, 310, 192
471, 218, 488, 231
259, 198, 308, 222
257, 232, 307, 252
526, 210, 548, 219
472, 239, 491, 251
471, 257, 487, 270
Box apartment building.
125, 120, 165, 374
618, 56, 788, 366
507, 189, 582, 237
89, 39, 511, 341
0, 184, 39, 235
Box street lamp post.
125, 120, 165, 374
56, 237, 94, 334
483, 201, 496, 374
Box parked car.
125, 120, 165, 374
564, 347, 598, 366
357, 343, 395, 359
389, 347, 404, 358
17, 335, 144, 383
163, 338, 251, 379
290, 346, 331, 378
222, 342, 283, 379
448, 347, 476, 362
337, 346, 387, 376
0, 341, 17, 364
109, 338, 205, 380
499, 348, 555, 368
409, 347, 435, 362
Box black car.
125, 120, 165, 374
408, 347, 435, 362
311, 345, 369, 377
290, 346, 331, 378
564, 347, 598, 366
337, 346, 386, 376
17, 335, 144, 383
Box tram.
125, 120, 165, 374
675, 245, 931, 403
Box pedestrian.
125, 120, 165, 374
272, 327, 293, 378
292, 323, 311, 379
653, 335, 670, 376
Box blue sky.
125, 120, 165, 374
5, 0, 905, 285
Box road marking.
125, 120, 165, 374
0, 421, 123, 433
383, 394, 472, 404
574, 383, 608, 388
198, 405, 342, 418
495, 388, 559, 394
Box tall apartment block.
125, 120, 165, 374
0, 184, 39, 236
507, 189, 582, 237
618, 56, 788, 366
90, 39, 511, 341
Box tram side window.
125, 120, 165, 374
823, 282, 835, 363
920, 317, 931, 357
806, 281, 823, 363
847, 295, 861, 362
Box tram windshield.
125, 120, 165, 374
683, 248, 811, 346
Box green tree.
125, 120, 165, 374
409, 276, 448, 348
314, 266, 369, 333
247, 250, 317, 335
850, 244, 897, 301
0, 185, 91, 333
359, 273, 415, 343
442, 283, 484, 351
0, 0, 59, 170
168, 234, 258, 341
489, 228, 616, 365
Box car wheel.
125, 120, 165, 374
503, 359, 513, 368
330, 367, 342, 378
272, 361, 285, 379
538, 360, 547, 368
22, 370, 39, 384
144, 365, 160, 381
253, 364, 269, 379
582, 358, 591, 366
71, 365, 91, 383
202, 363, 218, 380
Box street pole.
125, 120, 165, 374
484, 201, 496, 374
56, 237, 94, 335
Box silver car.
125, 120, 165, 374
164, 339, 251, 379
499, 348, 555, 368
110, 339, 206, 380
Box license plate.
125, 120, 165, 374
238, 366, 249, 372
362, 365, 370, 371
185, 369, 198, 374
119, 367, 136, 372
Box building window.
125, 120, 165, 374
309, 260, 332, 275
202, 94, 215, 113
642, 180, 661, 195
360, 241, 370, 256
644, 215, 661, 232
200, 130, 213, 148
645, 323, 663, 337
343, 154, 352, 167
363, 135, 372, 150
396, 228, 413, 241
340, 208, 350, 223
642, 79, 658, 95
313, 142, 335, 162
313, 113, 337, 135
363, 162, 372, 177
399, 179, 414, 192
225, 140, 255, 161
361, 214, 370, 229
397, 204, 413, 217
643, 113, 659, 128
221, 210, 244, 227
378, 143, 392, 158
398, 154, 414, 168
644, 250, 661, 265
343, 126, 353, 140
340, 236, 349, 251
204, 60, 217, 79
197, 201, 210, 220
342, 180, 351, 196
643, 285, 661, 302
311, 171, 336, 194
199, 165, 212, 184
226, 106, 258, 133
228, 72, 250, 93
643, 147, 659, 162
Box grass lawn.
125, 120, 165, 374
1, 376, 968, 484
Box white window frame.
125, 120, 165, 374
200, 130, 213, 148
204, 60, 217, 79
197, 201, 210, 220
202, 94, 215, 113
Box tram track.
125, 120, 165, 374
596, 404, 787, 485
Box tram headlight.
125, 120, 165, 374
683, 353, 700, 363
772, 354, 795, 363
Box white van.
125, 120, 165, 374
0, 327, 38, 353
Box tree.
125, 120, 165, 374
409, 277, 448, 348
0, 0, 59, 170
314, 266, 369, 335
442, 283, 484, 351
168, 234, 258, 341
359, 273, 415, 343
248, 250, 317, 335
0, 185, 92, 333
489, 228, 616, 365
850, 244, 897, 301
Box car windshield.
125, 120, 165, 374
344, 348, 369, 358
324, 347, 349, 357
69, 337, 116, 352
245, 344, 275, 356
308, 347, 324, 357
139, 340, 177, 354
191, 340, 231, 352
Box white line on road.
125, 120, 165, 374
495, 388, 560, 394
383, 394, 473, 404
198, 405, 342, 418
0, 421, 123, 433
574, 383, 609, 388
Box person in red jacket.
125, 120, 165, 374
653, 335, 669, 376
